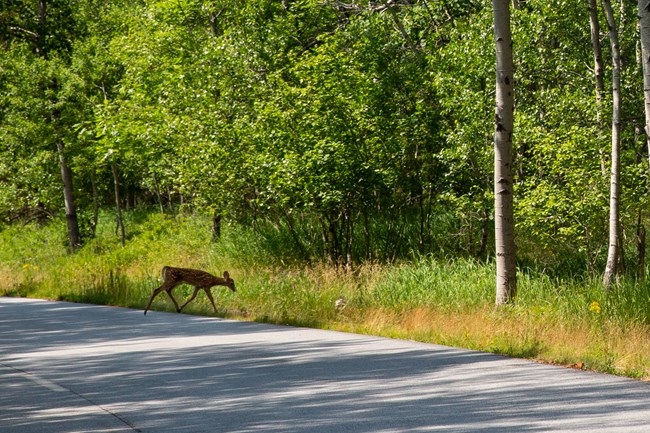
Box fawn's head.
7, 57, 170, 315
223, 271, 236, 292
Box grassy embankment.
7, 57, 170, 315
2, 210, 650, 379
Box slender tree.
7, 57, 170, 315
56, 139, 81, 249
0, 0, 83, 249
493, 0, 516, 304
37, 0, 82, 249
639, 0, 650, 169
602, 0, 622, 288
637, 0, 650, 279
589, 0, 607, 176
589, 0, 605, 103
111, 159, 125, 247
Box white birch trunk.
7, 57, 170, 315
589, 0, 607, 176
639, 0, 650, 169
602, 0, 622, 288
493, 0, 516, 304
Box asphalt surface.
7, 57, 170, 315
1, 297, 650, 432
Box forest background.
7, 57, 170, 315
3, 0, 650, 378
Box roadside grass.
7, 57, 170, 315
2, 211, 650, 379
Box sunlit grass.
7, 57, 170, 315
2, 210, 650, 379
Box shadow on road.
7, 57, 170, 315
1, 297, 649, 433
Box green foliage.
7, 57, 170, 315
2, 0, 650, 276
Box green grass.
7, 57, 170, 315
3, 210, 650, 379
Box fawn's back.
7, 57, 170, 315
163, 266, 234, 290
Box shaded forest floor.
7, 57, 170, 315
2, 211, 650, 380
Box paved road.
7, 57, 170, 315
1, 297, 650, 432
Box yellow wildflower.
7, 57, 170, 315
589, 301, 601, 314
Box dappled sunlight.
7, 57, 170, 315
2, 298, 650, 432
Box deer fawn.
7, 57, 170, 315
144, 266, 236, 315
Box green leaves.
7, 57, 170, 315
1, 0, 649, 271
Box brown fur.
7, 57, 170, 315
144, 266, 235, 315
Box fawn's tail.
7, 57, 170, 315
161, 266, 170, 280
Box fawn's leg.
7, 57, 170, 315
204, 288, 218, 313
179, 287, 201, 312
144, 285, 167, 315
145, 281, 180, 315
166, 289, 182, 313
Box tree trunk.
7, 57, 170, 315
493, 0, 516, 305
90, 172, 99, 239
589, 0, 604, 105
363, 208, 371, 261
602, 0, 622, 288
589, 0, 607, 176
639, 0, 650, 170
36, 0, 47, 58
479, 208, 490, 258
38, 0, 81, 251
167, 187, 175, 213
281, 209, 308, 260
638, 211, 646, 280
152, 172, 165, 214
211, 213, 222, 243
56, 140, 81, 250
343, 210, 353, 271
112, 160, 125, 247
388, 3, 417, 52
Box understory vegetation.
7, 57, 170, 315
3, 210, 650, 380
5, 1, 650, 380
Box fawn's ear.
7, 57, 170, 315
223, 271, 230, 280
